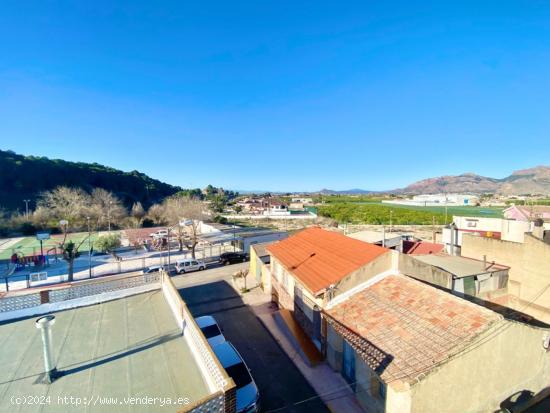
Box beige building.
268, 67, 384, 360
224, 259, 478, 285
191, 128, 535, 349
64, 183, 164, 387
461, 232, 550, 324
324, 274, 550, 413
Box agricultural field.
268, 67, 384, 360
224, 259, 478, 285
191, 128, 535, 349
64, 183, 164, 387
0, 232, 99, 260
317, 202, 504, 225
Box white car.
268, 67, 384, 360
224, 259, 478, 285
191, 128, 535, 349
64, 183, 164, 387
212, 341, 260, 413
175, 259, 206, 274
150, 229, 169, 238
195, 316, 225, 346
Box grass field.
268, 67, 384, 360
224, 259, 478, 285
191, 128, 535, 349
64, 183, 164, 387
0, 232, 99, 260
376, 203, 504, 218
317, 202, 504, 225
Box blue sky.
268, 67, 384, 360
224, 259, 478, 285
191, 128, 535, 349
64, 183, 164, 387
1, 1, 550, 192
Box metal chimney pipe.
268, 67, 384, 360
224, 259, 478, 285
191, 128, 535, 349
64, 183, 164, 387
35, 315, 58, 383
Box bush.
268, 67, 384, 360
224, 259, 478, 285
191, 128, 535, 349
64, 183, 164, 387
94, 234, 122, 253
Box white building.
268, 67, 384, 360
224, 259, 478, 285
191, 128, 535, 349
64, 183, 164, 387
383, 194, 479, 207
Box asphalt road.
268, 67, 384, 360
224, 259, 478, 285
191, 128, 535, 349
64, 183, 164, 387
172, 264, 330, 413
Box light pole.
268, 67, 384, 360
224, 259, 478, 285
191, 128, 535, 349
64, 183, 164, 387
59, 220, 68, 263
23, 199, 30, 220
86, 216, 92, 278
107, 200, 112, 232
389, 210, 393, 233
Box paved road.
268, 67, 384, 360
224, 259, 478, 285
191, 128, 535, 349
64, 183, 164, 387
172, 265, 330, 413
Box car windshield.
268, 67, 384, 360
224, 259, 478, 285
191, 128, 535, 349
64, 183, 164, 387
201, 324, 222, 339
225, 362, 252, 389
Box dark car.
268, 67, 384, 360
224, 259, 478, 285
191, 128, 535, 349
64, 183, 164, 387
219, 252, 248, 265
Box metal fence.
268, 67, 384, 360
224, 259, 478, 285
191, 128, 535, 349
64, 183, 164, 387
1, 243, 240, 292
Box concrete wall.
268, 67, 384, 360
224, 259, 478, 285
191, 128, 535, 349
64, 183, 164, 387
408, 321, 550, 413
332, 252, 395, 300
462, 234, 550, 323
398, 253, 453, 289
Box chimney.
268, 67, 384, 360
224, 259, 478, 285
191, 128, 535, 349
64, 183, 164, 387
533, 218, 544, 240
35, 315, 58, 383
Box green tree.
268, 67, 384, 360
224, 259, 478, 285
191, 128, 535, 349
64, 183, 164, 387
94, 234, 122, 256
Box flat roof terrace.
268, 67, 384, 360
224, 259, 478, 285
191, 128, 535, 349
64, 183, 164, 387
0, 290, 209, 413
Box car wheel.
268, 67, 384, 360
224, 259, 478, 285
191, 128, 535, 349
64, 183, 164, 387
179, 270, 185, 274
224, 261, 230, 266
199, 266, 205, 271
242, 257, 246, 262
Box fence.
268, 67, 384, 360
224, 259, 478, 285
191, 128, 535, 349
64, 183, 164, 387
0, 243, 241, 292
160, 271, 236, 413
0, 272, 160, 314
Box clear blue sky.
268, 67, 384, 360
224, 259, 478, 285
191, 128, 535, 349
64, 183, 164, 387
1, 1, 550, 192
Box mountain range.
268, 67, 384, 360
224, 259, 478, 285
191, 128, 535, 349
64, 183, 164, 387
318, 166, 550, 195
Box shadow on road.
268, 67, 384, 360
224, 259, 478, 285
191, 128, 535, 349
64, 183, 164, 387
177, 280, 330, 413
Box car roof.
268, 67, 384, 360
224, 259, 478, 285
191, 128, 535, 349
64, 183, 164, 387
195, 315, 217, 328
147, 265, 161, 269
212, 341, 242, 368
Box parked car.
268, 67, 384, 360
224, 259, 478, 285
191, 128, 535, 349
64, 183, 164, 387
175, 259, 206, 274
150, 229, 169, 238
212, 342, 260, 413
219, 252, 248, 265
195, 315, 225, 346
142, 265, 162, 274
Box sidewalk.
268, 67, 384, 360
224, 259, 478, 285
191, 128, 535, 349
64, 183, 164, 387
241, 285, 365, 413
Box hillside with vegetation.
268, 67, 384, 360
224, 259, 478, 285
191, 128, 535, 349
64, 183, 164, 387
0, 149, 181, 211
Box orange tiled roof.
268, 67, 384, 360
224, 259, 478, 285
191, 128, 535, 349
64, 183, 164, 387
402, 240, 444, 255
266, 227, 389, 295
326, 274, 501, 383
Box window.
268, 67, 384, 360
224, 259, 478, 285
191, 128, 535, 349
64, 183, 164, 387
200, 324, 222, 339
192, 261, 198, 265
225, 363, 253, 389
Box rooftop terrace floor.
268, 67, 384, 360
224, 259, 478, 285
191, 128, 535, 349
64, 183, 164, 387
0, 290, 209, 412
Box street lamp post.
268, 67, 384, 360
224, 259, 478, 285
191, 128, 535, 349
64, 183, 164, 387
86, 217, 92, 278
23, 199, 30, 220
389, 210, 393, 233
107, 201, 112, 232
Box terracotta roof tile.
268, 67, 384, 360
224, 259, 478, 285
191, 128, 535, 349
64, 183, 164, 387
326, 274, 501, 383
266, 227, 389, 295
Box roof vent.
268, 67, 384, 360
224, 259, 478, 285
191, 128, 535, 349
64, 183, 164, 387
35, 315, 59, 383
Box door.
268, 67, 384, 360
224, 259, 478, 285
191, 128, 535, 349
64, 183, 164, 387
342, 341, 356, 388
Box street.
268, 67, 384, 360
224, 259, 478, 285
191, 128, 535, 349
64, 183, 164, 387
172, 264, 330, 413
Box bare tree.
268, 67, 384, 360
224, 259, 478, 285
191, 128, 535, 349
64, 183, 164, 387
147, 203, 167, 226
89, 188, 127, 230
162, 196, 207, 257
130, 202, 146, 228
31, 206, 53, 230
38, 186, 91, 229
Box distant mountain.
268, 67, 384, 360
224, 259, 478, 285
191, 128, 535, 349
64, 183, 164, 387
0, 149, 181, 211
499, 166, 550, 195
396, 166, 550, 195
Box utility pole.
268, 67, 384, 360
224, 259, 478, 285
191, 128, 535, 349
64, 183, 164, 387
87, 216, 92, 278
432, 216, 436, 243
389, 210, 393, 233
167, 226, 171, 271
23, 199, 30, 220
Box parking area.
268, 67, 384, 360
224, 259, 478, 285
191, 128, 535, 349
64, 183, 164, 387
172, 264, 330, 413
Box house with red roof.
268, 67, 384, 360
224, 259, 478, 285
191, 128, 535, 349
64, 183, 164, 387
266, 226, 396, 352
266, 227, 550, 413
323, 274, 550, 413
